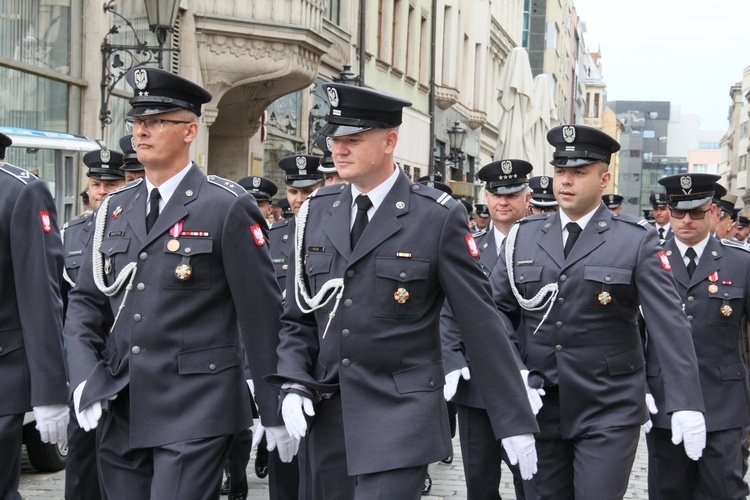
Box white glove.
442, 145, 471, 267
251, 421, 265, 449
671, 410, 706, 460
73, 381, 103, 432
264, 424, 300, 463
246, 379, 255, 398
520, 370, 545, 415
501, 433, 538, 480
444, 367, 471, 401
642, 393, 658, 433
281, 393, 315, 440
32, 404, 70, 444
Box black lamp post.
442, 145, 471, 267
99, 0, 181, 137
446, 121, 466, 163
333, 64, 360, 86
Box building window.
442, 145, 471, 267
740, 155, 747, 173
630, 150, 642, 158
324, 0, 341, 25
522, 0, 530, 49
593, 93, 600, 118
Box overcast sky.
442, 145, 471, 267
572, 0, 750, 132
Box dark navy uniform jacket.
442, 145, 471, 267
64, 165, 284, 448
270, 170, 538, 476
490, 203, 704, 438
0, 163, 68, 414
647, 236, 750, 432
269, 217, 294, 292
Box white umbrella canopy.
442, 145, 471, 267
493, 47, 536, 162
529, 73, 559, 176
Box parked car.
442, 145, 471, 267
22, 412, 67, 472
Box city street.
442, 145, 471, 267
20, 432, 658, 499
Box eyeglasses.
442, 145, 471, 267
669, 207, 711, 220
125, 118, 192, 133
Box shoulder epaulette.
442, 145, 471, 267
270, 219, 290, 230
111, 178, 142, 195
472, 228, 487, 238
0, 163, 34, 185
611, 212, 648, 229
308, 183, 346, 200
518, 213, 550, 224
207, 175, 246, 196
411, 183, 455, 208
63, 212, 92, 230
720, 238, 750, 252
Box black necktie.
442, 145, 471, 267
563, 222, 582, 258
146, 188, 161, 233
350, 195, 372, 249
658, 227, 665, 240
685, 247, 697, 278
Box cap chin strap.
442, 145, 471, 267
294, 197, 345, 338
92, 195, 138, 331
505, 222, 558, 334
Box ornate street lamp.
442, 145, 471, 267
446, 121, 467, 162
333, 64, 361, 86
99, 0, 181, 136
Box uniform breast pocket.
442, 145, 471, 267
708, 285, 744, 325
163, 238, 213, 289
64, 252, 83, 274
513, 265, 544, 297
99, 237, 131, 285
374, 257, 431, 319
305, 252, 333, 295
582, 265, 633, 312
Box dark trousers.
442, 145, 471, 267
458, 404, 525, 500
97, 392, 232, 500
308, 393, 428, 500
647, 426, 748, 499
65, 403, 104, 500
268, 446, 300, 500
0, 413, 23, 500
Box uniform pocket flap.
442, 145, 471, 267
514, 265, 543, 284
710, 285, 744, 301
584, 265, 632, 285
165, 238, 213, 257
65, 255, 82, 269
605, 346, 645, 376
100, 238, 130, 257
393, 360, 444, 394
719, 361, 747, 381
376, 257, 430, 282
0, 334, 24, 358
306, 253, 333, 276
177, 345, 239, 375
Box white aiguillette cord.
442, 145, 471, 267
505, 223, 558, 334
293, 198, 345, 338
91, 195, 138, 331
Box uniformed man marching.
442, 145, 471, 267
62, 147, 125, 500
645, 173, 750, 499
118, 134, 146, 183
0, 132, 69, 499
490, 124, 705, 499
528, 175, 558, 215
650, 191, 672, 243
315, 135, 344, 186
602, 193, 624, 213
474, 203, 490, 232
238, 176, 278, 227
63, 67, 296, 499
442, 159, 536, 500
268, 83, 539, 499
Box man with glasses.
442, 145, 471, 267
490, 125, 705, 499
63, 67, 296, 498
645, 173, 750, 499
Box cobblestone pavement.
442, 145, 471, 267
18, 431, 668, 499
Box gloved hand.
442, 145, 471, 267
443, 367, 470, 401
642, 393, 658, 433
32, 404, 70, 444
520, 370, 545, 415
281, 393, 315, 440
671, 410, 706, 460
73, 381, 103, 432
246, 379, 255, 398
501, 433, 537, 480
251, 421, 265, 449
264, 425, 300, 463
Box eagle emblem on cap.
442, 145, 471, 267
134, 69, 148, 90
680, 176, 692, 191
296, 156, 307, 170
562, 126, 576, 144
100, 149, 111, 164
501, 160, 513, 175
327, 87, 339, 107
608, 194, 614, 203
252, 177, 261, 188
540, 176, 550, 189
326, 136, 333, 150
